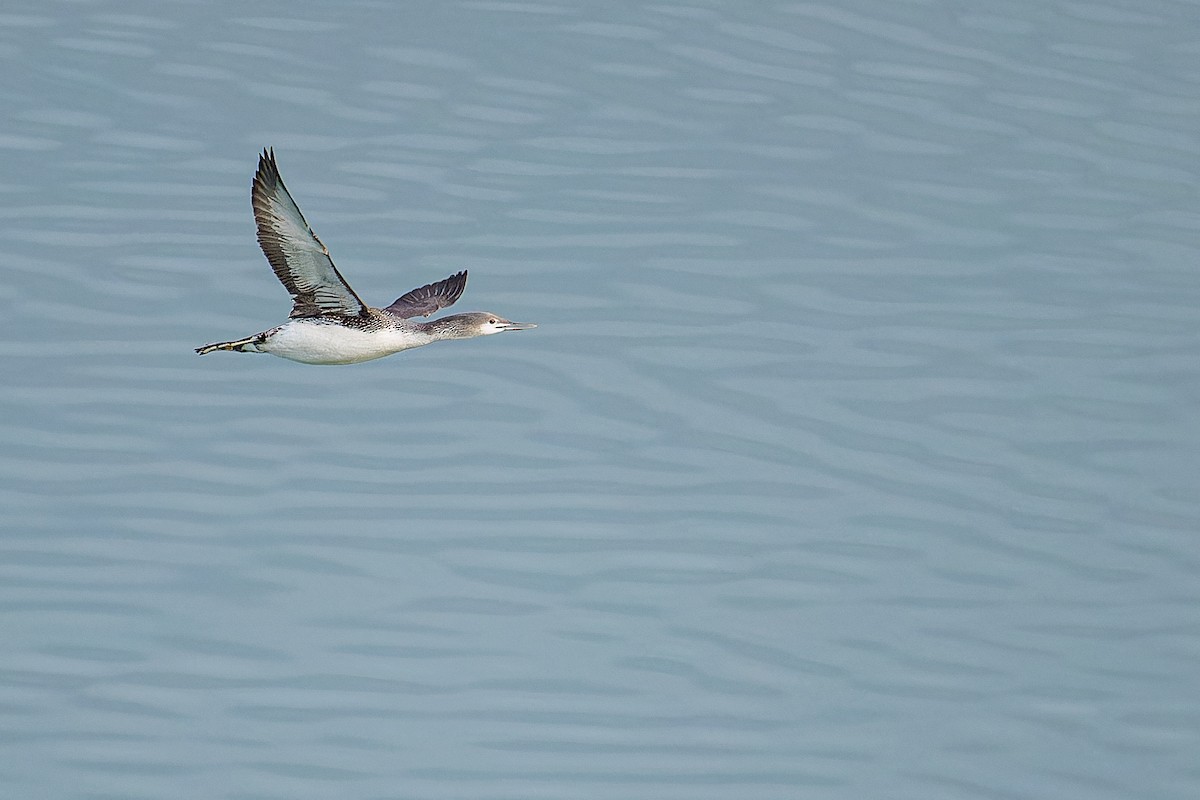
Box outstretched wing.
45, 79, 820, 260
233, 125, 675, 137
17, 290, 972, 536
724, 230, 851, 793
384, 270, 468, 319
252, 148, 367, 319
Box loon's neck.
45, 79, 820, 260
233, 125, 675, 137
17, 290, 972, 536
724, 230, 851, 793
417, 314, 480, 341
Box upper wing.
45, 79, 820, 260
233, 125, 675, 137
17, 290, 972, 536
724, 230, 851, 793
252, 148, 367, 319
384, 270, 468, 319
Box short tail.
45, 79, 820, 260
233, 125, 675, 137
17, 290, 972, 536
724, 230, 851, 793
195, 335, 262, 355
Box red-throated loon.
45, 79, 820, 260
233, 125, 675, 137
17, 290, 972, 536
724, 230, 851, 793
196, 148, 535, 365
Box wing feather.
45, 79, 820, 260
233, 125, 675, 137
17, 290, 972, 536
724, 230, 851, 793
252, 148, 366, 319
384, 270, 468, 319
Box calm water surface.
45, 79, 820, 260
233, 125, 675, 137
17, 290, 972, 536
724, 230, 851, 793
2, 1, 1199, 798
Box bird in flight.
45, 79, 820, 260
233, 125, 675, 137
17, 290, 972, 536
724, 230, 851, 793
197, 148, 535, 364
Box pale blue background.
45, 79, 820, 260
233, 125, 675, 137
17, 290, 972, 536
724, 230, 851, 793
2, 1, 1199, 798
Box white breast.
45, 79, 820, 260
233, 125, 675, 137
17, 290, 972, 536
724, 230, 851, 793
261, 319, 429, 364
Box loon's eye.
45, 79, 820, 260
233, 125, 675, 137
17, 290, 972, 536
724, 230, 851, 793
489, 319, 498, 325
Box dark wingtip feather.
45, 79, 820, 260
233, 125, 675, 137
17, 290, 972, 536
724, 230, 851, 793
254, 147, 279, 193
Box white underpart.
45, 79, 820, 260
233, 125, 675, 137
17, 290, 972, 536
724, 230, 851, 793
260, 319, 432, 365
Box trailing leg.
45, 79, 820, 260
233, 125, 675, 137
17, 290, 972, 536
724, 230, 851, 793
195, 334, 265, 355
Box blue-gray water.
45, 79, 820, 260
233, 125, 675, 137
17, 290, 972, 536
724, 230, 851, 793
3, 1, 1199, 798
